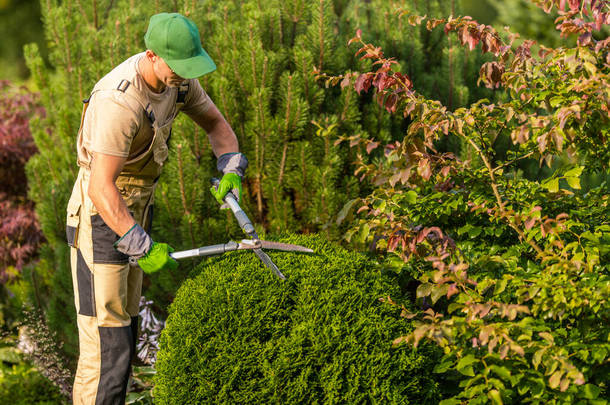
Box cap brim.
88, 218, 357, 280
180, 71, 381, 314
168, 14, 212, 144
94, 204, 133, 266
166, 48, 216, 79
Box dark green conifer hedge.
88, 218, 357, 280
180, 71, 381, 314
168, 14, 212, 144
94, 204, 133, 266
154, 234, 440, 404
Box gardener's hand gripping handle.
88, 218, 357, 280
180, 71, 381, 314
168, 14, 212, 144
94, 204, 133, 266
211, 178, 255, 235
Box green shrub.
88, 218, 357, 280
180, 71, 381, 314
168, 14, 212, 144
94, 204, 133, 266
320, 3, 610, 403
155, 234, 440, 404
0, 361, 65, 405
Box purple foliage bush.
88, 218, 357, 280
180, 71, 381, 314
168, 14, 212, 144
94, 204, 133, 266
0, 80, 44, 280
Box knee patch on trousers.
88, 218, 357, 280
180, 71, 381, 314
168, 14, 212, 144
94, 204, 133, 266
97, 325, 134, 404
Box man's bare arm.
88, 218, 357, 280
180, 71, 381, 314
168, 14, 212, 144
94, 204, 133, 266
190, 101, 239, 157
88, 152, 136, 237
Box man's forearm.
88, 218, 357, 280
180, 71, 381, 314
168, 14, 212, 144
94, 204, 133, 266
207, 118, 239, 157
88, 181, 136, 237
192, 103, 239, 157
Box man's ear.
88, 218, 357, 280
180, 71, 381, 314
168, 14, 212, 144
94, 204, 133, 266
145, 49, 157, 61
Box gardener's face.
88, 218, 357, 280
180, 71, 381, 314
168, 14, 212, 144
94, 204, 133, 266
151, 53, 185, 88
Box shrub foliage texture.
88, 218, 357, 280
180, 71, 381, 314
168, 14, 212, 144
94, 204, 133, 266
317, 0, 610, 403
154, 234, 440, 404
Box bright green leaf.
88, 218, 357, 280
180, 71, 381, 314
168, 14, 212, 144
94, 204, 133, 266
457, 354, 478, 370
564, 166, 583, 178
416, 283, 433, 298
542, 178, 559, 193
549, 96, 563, 108
494, 279, 508, 295
468, 226, 482, 238
565, 176, 581, 189
458, 365, 475, 377
591, 347, 607, 363
490, 365, 511, 380
539, 332, 554, 343
357, 223, 370, 244
517, 384, 530, 395
582, 384, 601, 399
405, 190, 418, 204
431, 284, 448, 304
488, 389, 503, 405
458, 224, 473, 236
532, 349, 544, 370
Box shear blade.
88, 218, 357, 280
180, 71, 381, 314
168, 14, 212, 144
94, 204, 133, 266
258, 240, 314, 253
253, 248, 285, 280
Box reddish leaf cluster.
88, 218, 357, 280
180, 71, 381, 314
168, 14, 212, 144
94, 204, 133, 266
0, 80, 42, 196
479, 62, 505, 89
349, 30, 415, 114
444, 16, 504, 55
549, 0, 610, 36
0, 197, 43, 281
0, 81, 44, 280
387, 225, 456, 260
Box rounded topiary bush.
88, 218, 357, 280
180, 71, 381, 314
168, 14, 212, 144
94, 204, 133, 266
154, 234, 440, 404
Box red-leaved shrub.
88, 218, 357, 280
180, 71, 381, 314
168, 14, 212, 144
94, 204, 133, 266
0, 80, 44, 280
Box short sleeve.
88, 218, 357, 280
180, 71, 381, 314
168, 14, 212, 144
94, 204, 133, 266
181, 79, 212, 118
85, 91, 142, 158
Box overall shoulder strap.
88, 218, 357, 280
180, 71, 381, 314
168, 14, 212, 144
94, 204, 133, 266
116, 79, 155, 125
176, 81, 190, 109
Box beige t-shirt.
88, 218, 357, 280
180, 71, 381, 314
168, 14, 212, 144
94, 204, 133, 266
77, 52, 211, 168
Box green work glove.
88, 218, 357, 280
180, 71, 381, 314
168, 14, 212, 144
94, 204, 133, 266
137, 242, 179, 274
213, 152, 248, 208
210, 172, 242, 206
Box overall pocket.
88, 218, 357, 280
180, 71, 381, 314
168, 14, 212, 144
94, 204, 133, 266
66, 196, 81, 248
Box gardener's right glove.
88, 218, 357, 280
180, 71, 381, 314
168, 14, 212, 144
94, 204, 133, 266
211, 173, 243, 205
211, 152, 248, 209
114, 224, 178, 274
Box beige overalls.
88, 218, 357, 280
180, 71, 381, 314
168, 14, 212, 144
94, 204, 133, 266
66, 79, 188, 404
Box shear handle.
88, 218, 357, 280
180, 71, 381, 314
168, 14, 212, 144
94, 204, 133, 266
211, 177, 255, 235
170, 241, 239, 260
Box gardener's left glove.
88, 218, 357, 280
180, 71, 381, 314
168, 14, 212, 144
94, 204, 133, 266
210, 152, 248, 209
114, 224, 179, 274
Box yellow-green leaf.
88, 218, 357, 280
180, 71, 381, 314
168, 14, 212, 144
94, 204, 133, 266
542, 178, 559, 193
539, 332, 554, 343
488, 389, 503, 405
549, 370, 563, 389
494, 279, 508, 295
583, 384, 601, 399
565, 176, 581, 189
457, 354, 478, 370
417, 283, 433, 298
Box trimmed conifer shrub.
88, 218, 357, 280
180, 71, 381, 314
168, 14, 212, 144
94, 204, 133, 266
154, 234, 440, 404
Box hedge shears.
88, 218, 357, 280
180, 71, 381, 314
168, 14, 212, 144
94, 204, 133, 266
168, 178, 312, 280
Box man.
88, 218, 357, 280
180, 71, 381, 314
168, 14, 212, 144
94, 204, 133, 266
65, 12, 248, 404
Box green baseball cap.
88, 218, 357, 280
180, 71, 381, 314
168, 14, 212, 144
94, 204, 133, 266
144, 13, 216, 79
